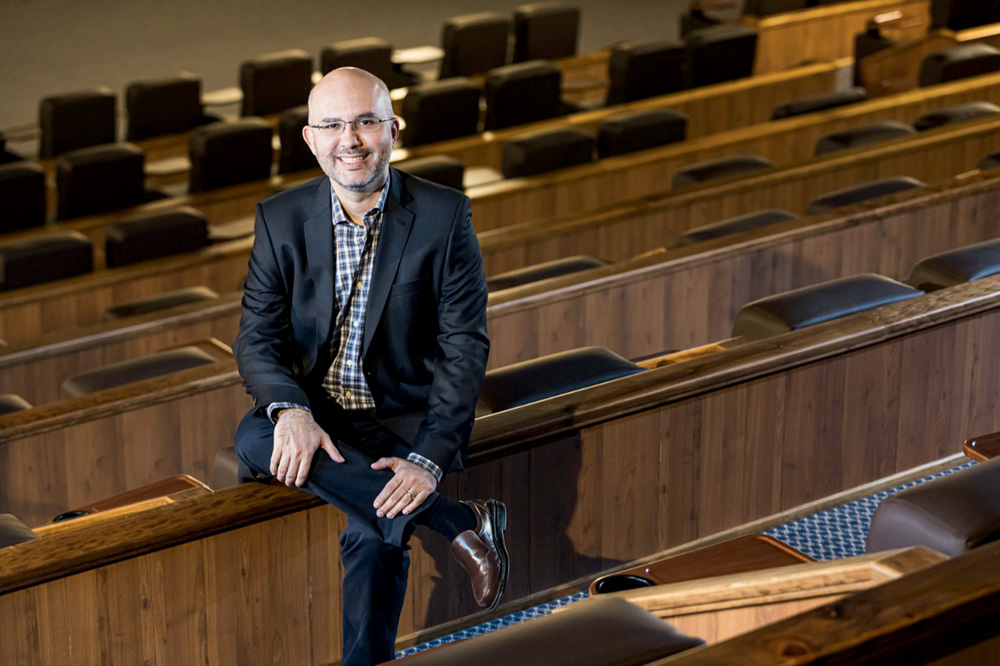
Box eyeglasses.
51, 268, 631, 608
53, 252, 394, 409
308, 117, 395, 135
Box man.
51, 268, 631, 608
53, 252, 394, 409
232, 68, 507, 666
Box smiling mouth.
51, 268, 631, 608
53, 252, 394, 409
337, 154, 369, 164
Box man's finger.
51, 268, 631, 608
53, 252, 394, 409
400, 488, 428, 516
374, 478, 402, 515
370, 456, 396, 471
322, 436, 345, 463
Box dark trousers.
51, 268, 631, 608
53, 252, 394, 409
235, 400, 436, 665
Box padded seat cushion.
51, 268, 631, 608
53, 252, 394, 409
103, 286, 220, 320
0, 231, 93, 292
908, 238, 1000, 291
320, 37, 394, 80
188, 119, 274, 193
867, 458, 1000, 557
677, 209, 797, 245
56, 143, 147, 220
484, 60, 563, 130
60, 346, 219, 398
39, 88, 116, 158
501, 128, 596, 178
0, 514, 38, 549
0, 394, 33, 415
684, 24, 758, 88
913, 101, 1000, 131
401, 78, 481, 147
105, 207, 210, 267
732, 273, 923, 339
477, 346, 645, 414
239, 49, 313, 117
606, 40, 686, 106
126, 74, 204, 141
813, 121, 915, 155
0, 162, 46, 232
805, 176, 925, 214
397, 156, 465, 191
597, 109, 688, 158
487, 255, 605, 292
392, 596, 702, 665
439, 12, 511, 78
919, 43, 1000, 86
672, 153, 774, 188
771, 87, 867, 120
513, 3, 581, 62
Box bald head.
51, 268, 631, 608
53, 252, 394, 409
308, 67, 393, 124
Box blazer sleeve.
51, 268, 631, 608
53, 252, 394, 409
232, 202, 313, 412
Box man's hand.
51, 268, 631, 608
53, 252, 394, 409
270, 408, 344, 487
372, 457, 437, 518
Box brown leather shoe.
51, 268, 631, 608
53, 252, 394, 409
451, 499, 509, 611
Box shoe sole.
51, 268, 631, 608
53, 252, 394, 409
486, 499, 509, 612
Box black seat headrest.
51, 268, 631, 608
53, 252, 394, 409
913, 101, 1000, 131
487, 255, 605, 292
126, 73, 205, 141
919, 43, 1000, 87
60, 346, 220, 398
676, 209, 798, 245
105, 207, 210, 267
483, 60, 564, 131
397, 156, 465, 191
188, 119, 274, 193
0, 161, 46, 232
103, 286, 221, 321
908, 238, 1000, 291
605, 40, 686, 106
320, 37, 394, 80
56, 143, 147, 220
512, 3, 581, 63
501, 128, 596, 178
805, 176, 925, 215
683, 24, 758, 88
814, 121, 915, 155
439, 12, 511, 79
39, 87, 117, 158
0, 231, 93, 292
239, 49, 313, 117
771, 87, 868, 120
672, 153, 774, 189
597, 109, 688, 158
401, 78, 482, 147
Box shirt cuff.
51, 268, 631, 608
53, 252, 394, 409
266, 402, 310, 424
407, 453, 443, 483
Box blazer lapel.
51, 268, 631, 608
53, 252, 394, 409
364, 169, 414, 356
303, 179, 336, 352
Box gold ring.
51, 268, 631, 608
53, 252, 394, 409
405, 492, 415, 501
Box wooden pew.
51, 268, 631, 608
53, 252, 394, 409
3, 273, 1000, 664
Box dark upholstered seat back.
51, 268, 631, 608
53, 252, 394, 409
0, 231, 93, 292
484, 61, 563, 130
104, 286, 220, 321
105, 207, 210, 267
930, 0, 1000, 30
0, 514, 38, 549
597, 109, 688, 158
39, 88, 117, 159
397, 156, 465, 191
512, 3, 580, 63
60, 346, 219, 398
919, 43, 1000, 87
0, 162, 46, 232
913, 101, 1000, 131
0, 394, 33, 415
56, 143, 147, 220
771, 87, 867, 120
439, 12, 511, 79
278, 106, 315, 175
188, 119, 274, 193
908, 238, 1000, 291
684, 24, 758, 88
487, 255, 604, 292
239, 50, 313, 117
126, 74, 206, 141
677, 209, 798, 245
391, 596, 702, 665
401, 79, 481, 147
478, 346, 645, 414
501, 128, 596, 178
813, 121, 915, 155
320, 37, 394, 80
606, 40, 685, 106
805, 176, 925, 215
867, 458, 1000, 557
743, 0, 808, 15
732, 274, 922, 339
672, 153, 774, 189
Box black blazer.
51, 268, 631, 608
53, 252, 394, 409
233, 168, 490, 471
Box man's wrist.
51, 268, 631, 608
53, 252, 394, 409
406, 453, 443, 483
267, 402, 310, 424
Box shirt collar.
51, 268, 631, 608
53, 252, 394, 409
330, 173, 391, 228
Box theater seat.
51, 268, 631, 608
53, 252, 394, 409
0, 231, 93, 292
320, 36, 392, 81
56, 143, 151, 220
188, 119, 274, 193
278, 106, 315, 175
487, 255, 605, 292
732, 274, 922, 339
0, 133, 23, 164
907, 238, 1000, 291
397, 156, 465, 191
103, 286, 221, 320
105, 207, 210, 267
605, 40, 686, 106
684, 24, 758, 88
439, 12, 511, 79
676, 209, 798, 245
919, 43, 1000, 87
867, 458, 1000, 557
597, 109, 688, 158
239, 50, 313, 117
501, 128, 596, 178
771, 87, 867, 120
0, 394, 33, 415
930, 0, 1000, 31
60, 346, 219, 398
512, 3, 580, 63
484, 61, 564, 130
401, 78, 481, 147
0, 162, 46, 232
126, 73, 216, 141
0, 514, 38, 549
477, 346, 646, 414
39, 88, 116, 158
805, 177, 925, 215
813, 121, 916, 155
913, 101, 1000, 131
392, 596, 702, 665
671, 154, 774, 189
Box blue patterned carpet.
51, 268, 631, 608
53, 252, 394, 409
397, 461, 975, 658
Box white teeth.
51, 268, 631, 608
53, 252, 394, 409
340, 155, 365, 163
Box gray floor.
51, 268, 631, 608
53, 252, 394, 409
0, 0, 692, 132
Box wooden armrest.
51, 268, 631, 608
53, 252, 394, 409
964, 432, 1000, 462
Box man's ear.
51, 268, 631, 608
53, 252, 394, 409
389, 118, 400, 147
302, 125, 319, 157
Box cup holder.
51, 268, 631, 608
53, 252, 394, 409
52, 510, 91, 523
592, 573, 655, 594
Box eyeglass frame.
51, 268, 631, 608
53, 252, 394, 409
306, 116, 396, 135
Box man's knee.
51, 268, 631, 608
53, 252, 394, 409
234, 408, 275, 476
